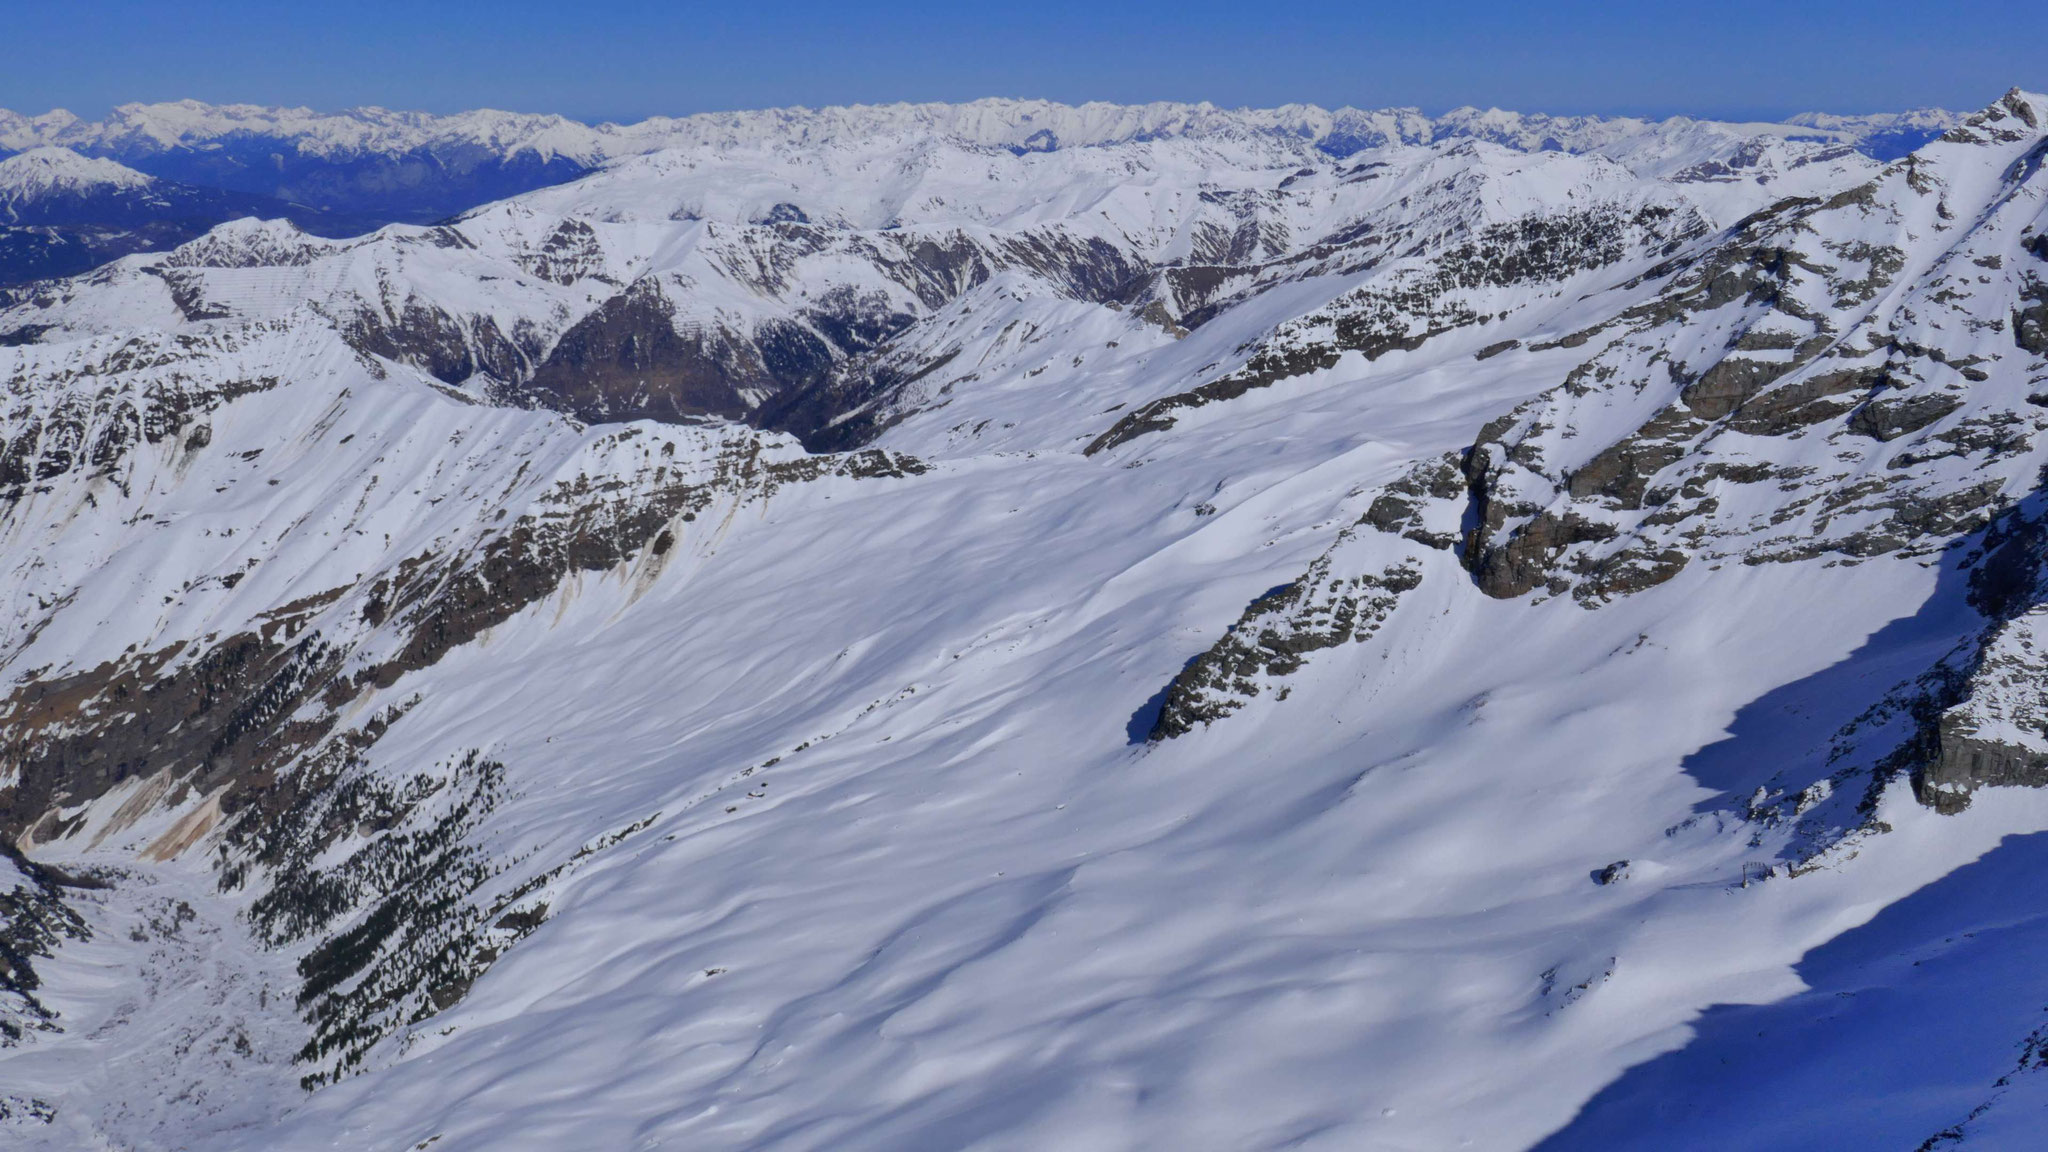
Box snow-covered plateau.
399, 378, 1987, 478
2, 89, 2048, 1149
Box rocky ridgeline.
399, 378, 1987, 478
1147, 93, 2048, 826
0, 106, 1872, 460
1088, 195, 1708, 453
1148, 530, 1423, 740
1444, 93, 2046, 606
0, 316, 928, 1076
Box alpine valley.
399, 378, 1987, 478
3, 89, 2048, 1150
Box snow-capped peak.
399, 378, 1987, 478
0, 95, 1976, 169
0, 145, 154, 200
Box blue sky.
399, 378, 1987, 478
11, 0, 2046, 122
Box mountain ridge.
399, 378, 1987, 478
0, 94, 1964, 163
0, 95, 1971, 285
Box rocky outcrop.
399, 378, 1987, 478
1909, 506, 2048, 810
0, 345, 928, 1084
1371, 124, 2048, 607
1088, 202, 1708, 454
2016, 276, 2048, 356
0, 843, 92, 1045
0, 328, 280, 501
1150, 536, 1421, 740
1360, 454, 1466, 550
331, 299, 541, 387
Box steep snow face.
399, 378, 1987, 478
0, 148, 154, 203
0, 90, 2046, 1152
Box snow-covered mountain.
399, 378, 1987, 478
0, 88, 2045, 1151
0, 95, 1965, 165
0, 147, 155, 203
0, 96, 1962, 236
0, 147, 341, 286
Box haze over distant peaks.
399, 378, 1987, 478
0, 95, 1966, 164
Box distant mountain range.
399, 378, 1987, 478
0, 98, 1965, 285
0, 147, 357, 283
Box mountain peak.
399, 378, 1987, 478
0, 145, 153, 199
1997, 86, 2045, 127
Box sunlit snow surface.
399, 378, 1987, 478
0, 93, 2045, 1151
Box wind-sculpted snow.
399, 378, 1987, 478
0, 91, 2046, 1151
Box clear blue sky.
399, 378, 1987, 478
11, 0, 2045, 123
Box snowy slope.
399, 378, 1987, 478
0, 89, 2044, 1152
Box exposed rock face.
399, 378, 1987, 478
1911, 505, 2048, 811
0, 843, 90, 1046
1311, 102, 2048, 609
1593, 860, 1631, 885
0, 326, 280, 500
1360, 454, 1467, 550
1150, 531, 1422, 740
0, 313, 930, 1087
331, 300, 540, 388
518, 218, 606, 286
1087, 201, 1709, 454
516, 277, 846, 424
